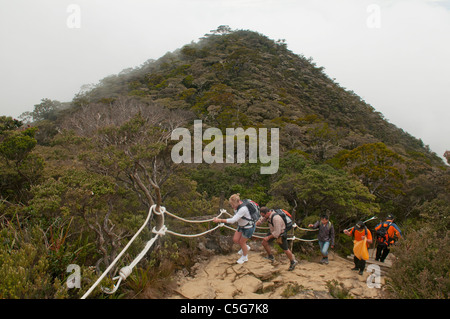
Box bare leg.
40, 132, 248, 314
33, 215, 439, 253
233, 231, 248, 255
284, 249, 294, 261
239, 236, 249, 256
261, 239, 272, 256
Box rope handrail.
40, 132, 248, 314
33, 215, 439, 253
81, 206, 320, 298
101, 234, 160, 294
81, 204, 158, 299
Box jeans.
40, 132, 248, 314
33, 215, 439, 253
237, 224, 256, 239
318, 240, 330, 257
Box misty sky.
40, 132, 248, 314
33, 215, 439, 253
0, 0, 449, 161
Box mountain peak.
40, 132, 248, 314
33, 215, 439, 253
69, 27, 443, 167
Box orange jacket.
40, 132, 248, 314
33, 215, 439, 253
375, 220, 402, 245
349, 227, 372, 247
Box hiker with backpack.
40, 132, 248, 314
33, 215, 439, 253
213, 193, 259, 264
343, 221, 373, 275
256, 207, 298, 271
308, 214, 335, 265
374, 214, 402, 263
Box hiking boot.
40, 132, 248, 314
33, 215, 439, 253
237, 245, 250, 255
264, 255, 275, 262
237, 255, 248, 264
351, 267, 359, 271
288, 260, 298, 271
322, 257, 329, 265
358, 269, 364, 276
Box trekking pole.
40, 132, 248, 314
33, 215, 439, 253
372, 240, 377, 259
344, 216, 377, 232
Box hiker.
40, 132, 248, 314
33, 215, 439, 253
256, 207, 298, 271
374, 214, 402, 263
213, 193, 257, 264
308, 214, 335, 264
343, 221, 373, 275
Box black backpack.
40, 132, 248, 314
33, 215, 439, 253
238, 199, 261, 224
270, 209, 293, 232
376, 221, 392, 243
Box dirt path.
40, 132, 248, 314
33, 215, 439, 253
167, 243, 391, 299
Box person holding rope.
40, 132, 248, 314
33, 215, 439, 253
308, 214, 335, 265
213, 194, 257, 264
256, 207, 298, 271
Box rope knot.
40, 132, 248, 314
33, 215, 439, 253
119, 266, 132, 280
152, 225, 168, 236
152, 205, 166, 216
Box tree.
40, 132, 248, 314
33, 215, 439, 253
31, 98, 61, 122
29, 169, 140, 271
270, 164, 379, 228
337, 142, 406, 200
0, 117, 44, 202
305, 122, 338, 162
78, 102, 189, 232
210, 25, 232, 35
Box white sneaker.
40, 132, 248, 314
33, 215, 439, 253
237, 255, 248, 264
237, 245, 250, 255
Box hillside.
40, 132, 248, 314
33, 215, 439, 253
1, 27, 449, 299
68, 28, 443, 166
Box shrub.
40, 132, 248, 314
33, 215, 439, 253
0, 239, 65, 299
281, 282, 304, 298
387, 220, 450, 299
326, 279, 353, 299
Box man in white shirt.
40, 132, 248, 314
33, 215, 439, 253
213, 193, 256, 264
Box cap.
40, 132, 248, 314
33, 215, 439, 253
356, 221, 364, 229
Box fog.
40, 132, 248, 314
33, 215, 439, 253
0, 0, 449, 159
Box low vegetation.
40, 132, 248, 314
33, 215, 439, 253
1, 27, 448, 299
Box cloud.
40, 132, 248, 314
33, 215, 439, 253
0, 0, 448, 160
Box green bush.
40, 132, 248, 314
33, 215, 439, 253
0, 238, 65, 299
326, 279, 353, 299
387, 220, 450, 299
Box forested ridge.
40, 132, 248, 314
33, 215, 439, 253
1, 27, 448, 299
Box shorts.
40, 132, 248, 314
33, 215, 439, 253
237, 224, 256, 239
268, 232, 289, 251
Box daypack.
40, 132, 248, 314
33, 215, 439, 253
270, 209, 293, 232
321, 221, 332, 231
376, 221, 392, 244
238, 199, 261, 224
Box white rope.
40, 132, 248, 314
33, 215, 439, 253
101, 234, 160, 294
289, 236, 318, 242
81, 206, 320, 298
81, 204, 159, 299
163, 208, 228, 223
293, 224, 319, 232
219, 223, 318, 242
153, 223, 225, 238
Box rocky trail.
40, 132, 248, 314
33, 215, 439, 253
167, 243, 392, 299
